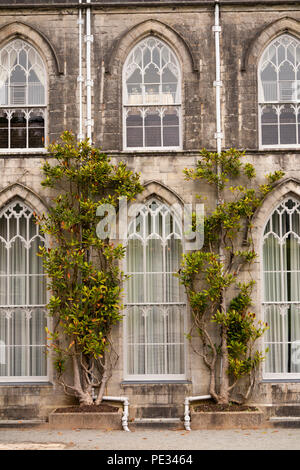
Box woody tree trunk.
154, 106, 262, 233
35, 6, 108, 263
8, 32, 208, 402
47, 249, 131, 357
178, 148, 284, 404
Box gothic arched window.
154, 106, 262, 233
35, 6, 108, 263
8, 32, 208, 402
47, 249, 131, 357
123, 37, 181, 150
0, 200, 47, 381
124, 199, 186, 379
258, 34, 300, 148
0, 39, 47, 150
263, 198, 300, 378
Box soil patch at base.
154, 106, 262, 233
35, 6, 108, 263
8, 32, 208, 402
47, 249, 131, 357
193, 402, 258, 412
54, 404, 120, 413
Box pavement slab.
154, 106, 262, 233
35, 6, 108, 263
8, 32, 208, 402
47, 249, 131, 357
0, 427, 300, 450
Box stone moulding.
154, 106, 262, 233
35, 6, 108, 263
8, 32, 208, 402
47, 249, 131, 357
48, 409, 123, 430
190, 409, 266, 430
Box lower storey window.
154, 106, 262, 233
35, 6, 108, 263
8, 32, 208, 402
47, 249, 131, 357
125, 199, 186, 379
0, 200, 47, 381
263, 198, 300, 377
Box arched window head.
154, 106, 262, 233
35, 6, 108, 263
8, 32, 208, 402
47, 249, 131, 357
123, 37, 181, 150
262, 198, 300, 378
258, 34, 300, 148
0, 39, 47, 150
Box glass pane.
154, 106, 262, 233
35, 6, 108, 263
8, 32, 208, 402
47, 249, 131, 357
0, 110, 8, 148
126, 238, 143, 273
10, 110, 26, 148
262, 125, 278, 145
127, 274, 144, 303
279, 106, 296, 144
127, 344, 145, 375
126, 109, 143, 148
126, 306, 145, 343
28, 111, 44, 148
29, 275, 46, 305
28, 69, 45, 105
10, 276, 26, 305
145, 110, 161, 147
146, 238, 163, 272
280, 125, 297, 144
10, 66, 26, 105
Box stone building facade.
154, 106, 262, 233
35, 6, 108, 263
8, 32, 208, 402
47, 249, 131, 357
0, 0, 300, 423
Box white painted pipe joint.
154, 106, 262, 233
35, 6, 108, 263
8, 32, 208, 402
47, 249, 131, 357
184, 395, 211, 431
102, 396, 130, 432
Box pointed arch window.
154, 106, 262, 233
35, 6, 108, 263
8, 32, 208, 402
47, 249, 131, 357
124, 199, 186, 379
0, 39, 47, 150
258, 34, 300, 148
262, 198, 300, 378
123, 37, 181, 150
0, 200, 47, 382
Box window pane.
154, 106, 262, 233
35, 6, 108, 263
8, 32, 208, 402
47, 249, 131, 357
280, 125, 297, 144
28, 69, 45, 105
163, 109, 179, 146
0, 111, 8, 148
28, 111, 44, 148
262, 125, 278, 145
10, 110, 26, 148
145, 110, 161, 147
126, 108, 143, 147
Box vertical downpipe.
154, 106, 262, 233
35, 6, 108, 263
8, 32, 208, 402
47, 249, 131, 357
213, 0, 224, 388
213, 0, 223, 159
78, 0, 84, 141
85, 0, 93, 142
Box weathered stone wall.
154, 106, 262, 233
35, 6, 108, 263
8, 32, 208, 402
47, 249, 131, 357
0, 2, 300, 420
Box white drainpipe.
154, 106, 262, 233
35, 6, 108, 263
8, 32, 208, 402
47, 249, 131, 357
184, 395, 211, 431
183, 4, 222, 432
85, 0, 93, 142
213, 0, 223, 156
102, 396, 130, 432
77, 0, 84, 141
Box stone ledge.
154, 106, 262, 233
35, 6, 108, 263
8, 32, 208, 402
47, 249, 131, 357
190, 410, 266, 430
48, 410, 123, 430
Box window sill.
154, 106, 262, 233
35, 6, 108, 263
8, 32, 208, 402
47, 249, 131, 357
0, 381, 52, 386
123, 148, 182, 153
0, 149, 48, 157
0, 147, 47, 155
121, 380, 191, 385
261, 379, 300, 383
259, 146, 300, 150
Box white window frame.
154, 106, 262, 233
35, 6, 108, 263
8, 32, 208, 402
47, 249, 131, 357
122, 37, 182, 152
123, 199, 187, 381
261, 197, 300, 380
0, 39, 48, 154
0, 199, 49, 383
258, 34, 300, 150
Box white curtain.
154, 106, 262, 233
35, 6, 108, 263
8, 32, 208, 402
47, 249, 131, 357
263, 200, 300, 374
126, 202, 185, 377
0, 50, 9, 105
0, 203, 46, 379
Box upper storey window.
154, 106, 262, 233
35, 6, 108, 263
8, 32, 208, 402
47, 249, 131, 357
123, 37, 181, 151
0, 39, 46, 150
259, 34, 300, 148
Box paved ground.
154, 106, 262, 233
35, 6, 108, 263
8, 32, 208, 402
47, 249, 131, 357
0, 426, 299, 450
